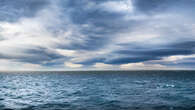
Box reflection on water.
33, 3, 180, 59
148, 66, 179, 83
0, 71, 195, 110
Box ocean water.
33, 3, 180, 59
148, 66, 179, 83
0, 71, 195, 110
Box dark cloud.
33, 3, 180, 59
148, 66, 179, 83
21, 47, 64, 64
77, 41, 195, 65
78, 58, 106, 65
105, 56, 157, 64
171, 41, 195, 49
0, 47, 65, 64
56, 0, 138, 51
54, 0, 195, 67
106, 41, 195, 64
0, 0, 50, 22
107, 49, 193, 64
133, 0, 195, 14
1, 0, 195, 69
133, 0, 172, 14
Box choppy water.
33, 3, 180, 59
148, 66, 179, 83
0, 71, 195, 110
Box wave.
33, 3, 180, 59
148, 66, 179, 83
1, 103, 195, 110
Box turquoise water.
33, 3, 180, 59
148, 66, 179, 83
0, 71, 195, 110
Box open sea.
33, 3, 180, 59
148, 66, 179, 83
0, 71, 195, 110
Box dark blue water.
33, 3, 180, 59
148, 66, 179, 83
0, 71, 195, 110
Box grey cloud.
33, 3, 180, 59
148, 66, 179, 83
0, 0, 50, 22
0, 46, 65, 64
1, 0, 195, 69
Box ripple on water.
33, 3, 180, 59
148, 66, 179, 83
0, 71, 195, 110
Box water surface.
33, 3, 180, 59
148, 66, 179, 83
0, 71, 195, 110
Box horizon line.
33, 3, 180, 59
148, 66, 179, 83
0, 69, 195, 72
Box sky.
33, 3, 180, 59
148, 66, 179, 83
0, 0, 195, 70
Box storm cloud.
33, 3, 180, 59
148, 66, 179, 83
0, 0, 195, 70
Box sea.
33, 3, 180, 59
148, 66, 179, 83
0, 71, 195, 110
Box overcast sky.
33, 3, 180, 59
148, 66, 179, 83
0, 0, 195, 70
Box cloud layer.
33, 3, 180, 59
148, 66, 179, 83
0, 0, 195, 70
